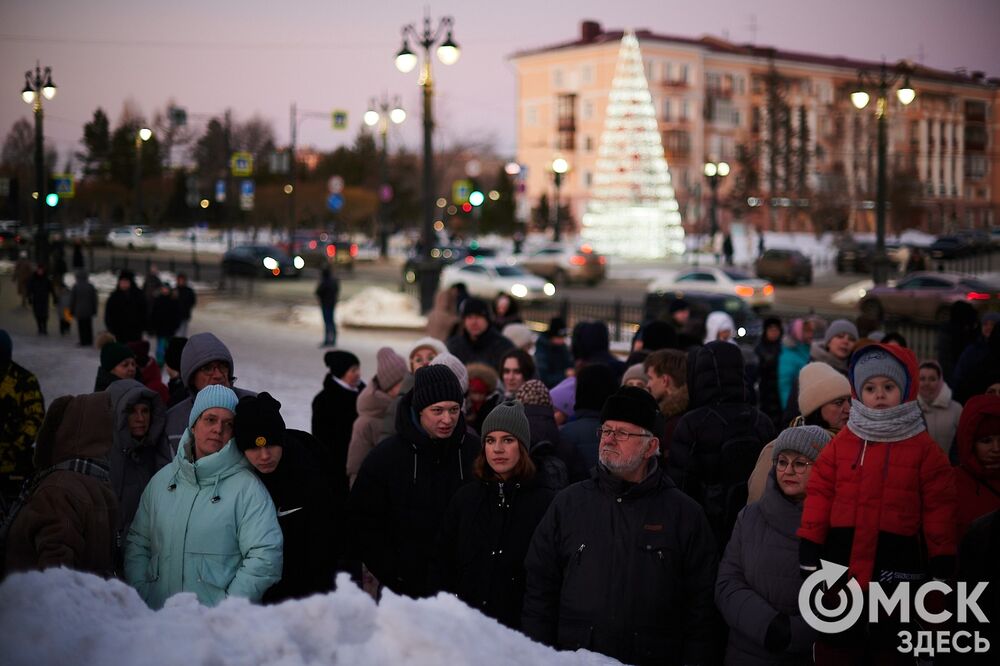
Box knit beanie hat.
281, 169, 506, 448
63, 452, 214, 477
600, 385, 661, 434
640, 320, 677, 352
101, 342, 135, 372
798, 362, 852, 417
188, 384, 238, 428
324, 350, 360, 378
234, 392, 286, 452
575, 363, 616, 411
547, 316, 568, 337
409, 336, 446, 360
412, 364, 465, 412
375, 347, 408, 390
851, 345, 908, 395
0, 329, 11, 367
481, 399, 531, 447
669, 298, 690, 314
430, 352, 469, 393
165, 336, 187, 372
515, 379, 552, 407
549, 377, 576, 418
772, 425, 833, 463
622, 363, 648, 387
502, 323, 534, 350
824, 319, 859, 345
460, 297, 491, 320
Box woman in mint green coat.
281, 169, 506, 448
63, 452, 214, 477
125, 385, 283, 609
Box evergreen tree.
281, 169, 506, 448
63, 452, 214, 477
76, 108, 112, 178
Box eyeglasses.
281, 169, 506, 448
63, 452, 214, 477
597, 427, 649, 443
776, 458, 813, 474
197, 361, 229, 376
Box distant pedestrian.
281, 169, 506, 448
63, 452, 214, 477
55, 281, 72, 337
26, 265, 55, 335
13, 251, 33, 308
755, 316, 785, 429
499, 349, 535, 399
723, 232, 735, 267
174, 273, 196, 337
492, 294, 522, 330
311, 350, 363, 493
446, 297, 515, 369
150, 283, 181, 366
0, 330, 45, 506
917, 360, 963, 456
70, 269, 98, 347
315, 267, 340, 347
104, 271, 147, 344
71, 240, 84, 270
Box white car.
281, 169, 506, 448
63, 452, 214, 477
440, 259, 556, 301
107, 225, 157, 249
647, 266, 774, 308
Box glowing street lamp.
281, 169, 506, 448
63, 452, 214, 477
20, 62, 56, 267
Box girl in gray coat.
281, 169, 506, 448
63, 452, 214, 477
715, 425, 832, 665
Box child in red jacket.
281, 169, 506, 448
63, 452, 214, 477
797, 344, 957, 660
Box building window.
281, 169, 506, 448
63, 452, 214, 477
584, 135, 593, 152
680, 100, 690, 121
526, 106, 538, 127
553, 68, 564, 88
581, 64, 594, 85
679, 64, 689, 84
663, 130, 691, 157
557, 93, 577, 151
582, 99, 594, 120
663, 99, 671, 121
706, 72, 722, 93
584, 171, 593, 187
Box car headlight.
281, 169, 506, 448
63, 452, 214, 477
510, 283, 528, 298
543, 282, 556, 296
293, 256, 305, 270
262, 256, 278, 270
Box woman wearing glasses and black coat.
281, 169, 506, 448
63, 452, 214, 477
715, 425, 832, 666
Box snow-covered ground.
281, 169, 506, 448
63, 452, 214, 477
0, 569, 615, 666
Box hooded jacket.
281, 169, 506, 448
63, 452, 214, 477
522, 462, 719, 666
4, 392, 117, 577
954, 394, 1000, 538
777, 338, 810, 410
347, 389, 480, 598
69, 270, 98, 319
164, 333, 255, 453
105, 380, 171, 560
918, 382, 963, 456
103, 278, 147, 343
346, 380, 396, 486
717, 472, 816, 666
446, 325, 515, 370
798, 344, 958, 588
124, 433, 283, 609
432, 475, 554, 629
671, 342, 775, 546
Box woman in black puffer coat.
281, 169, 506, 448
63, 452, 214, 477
431, 399, 555, 628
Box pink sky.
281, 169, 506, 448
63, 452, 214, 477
2, 0, 998, 166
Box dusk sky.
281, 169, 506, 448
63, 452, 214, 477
2, 0, 998, 167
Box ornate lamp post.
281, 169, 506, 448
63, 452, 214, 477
364, 94, 406, 259
20, 62, 56, 268
135, 127, 152, 225
703, 160, 730, 240
550, 157, 569, 242
395, 11, 459, 312
851, 64, 915, 286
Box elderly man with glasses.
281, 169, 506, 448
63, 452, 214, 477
522, 386, 720, 666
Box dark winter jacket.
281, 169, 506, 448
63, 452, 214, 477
716, 471, 816, 665
256, 430, 339, 603
69, 271, 99, 320
559, 409, 602, 475
671, 342, 775, 548
522, 462, 720, 666
348, 389, 480, 598
534, 334, 573, 388
755, 337, 783, 429
105, 380, 170, 568
446, 327, 515, 370
104, 283, 147, 343
26, 271, 55, 321
570, 321, 626, 384
523, 402, 583, 487
311, 375, 363, 491
315, 273, 340, 309
956, 510, 1000, 665
149, 293, 182, 338
166, 377, 188, 409
176, 285, 196, 321
4, 392, 117, 578
954, 326, 1000, 405
432, 477, 554, 628
0, 361, 45, 490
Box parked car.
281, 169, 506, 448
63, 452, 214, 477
402, 245, 499, 284
107, 225, 157, 250
354, 241, 379, 262
643, 288, 762, 344
836, 240, 909, 274
439, 258, 555, 301
957, 229, 992, 254
859, 271, 999, 323
293, 233, 356, 271
0, 229, 26, 259
222, 245, 303, 279
754, 248, 812, 285
928, 236, 973, 260
646, 266, 774, 308
516, 243, 607, 285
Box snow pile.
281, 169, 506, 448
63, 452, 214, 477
0, 569, 615, 666
335, 286, 427, 329
63, 270, 214, 295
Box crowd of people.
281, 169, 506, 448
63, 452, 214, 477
1, 277, 999, 665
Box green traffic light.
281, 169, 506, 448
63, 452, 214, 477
469, 190, 484, 207
45, 193, 59, 207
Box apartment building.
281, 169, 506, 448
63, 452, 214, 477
510, 20, 998, 235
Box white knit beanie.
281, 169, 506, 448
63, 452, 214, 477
798, 362, 851, 417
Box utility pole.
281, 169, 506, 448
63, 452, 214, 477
223, 109, 232, 248
289, 103, 297, 252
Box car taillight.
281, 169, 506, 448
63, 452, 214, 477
580, 243, 593, 254
350, 243, 358, 257
735, 286, 755, 297
569, 255, 586, 266
326, 244, 336, 257
966, 292, 990, 300
272, 268, 281, 276
763, 284, 774, 296
309, 240, 318, 250
598, 256, 606, 265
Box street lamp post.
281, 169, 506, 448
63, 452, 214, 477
851, 63, 915, 286
135, 127, 152, 225
364, 94, 406, 259
551, 157, 569, 243
395, 11, 459, 313
703, 160, 730, 240
20, 62, 56, 269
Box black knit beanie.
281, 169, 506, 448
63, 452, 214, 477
600, 385, 661, 434
460, 297, 491, 321
101, 342, 135, 372
412, 364, 464, 412
640, 320, 677, 352
324, 350, 361, 378
574, 363, 616, 411
234, 392, 286, 452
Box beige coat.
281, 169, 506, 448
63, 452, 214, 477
918, 383, 963, 455
346, 382, 395, 487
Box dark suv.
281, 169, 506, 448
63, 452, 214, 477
643, 289, 762, 344
755, 249, 812, 285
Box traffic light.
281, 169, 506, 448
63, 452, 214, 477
461, 202, 472, 213
45, 192, 59, 207
469, 190, 484, 207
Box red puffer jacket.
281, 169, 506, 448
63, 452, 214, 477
798, 344, 958, 587
954, 394, 1000, 539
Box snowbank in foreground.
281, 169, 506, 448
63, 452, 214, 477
0, 569, 615, 666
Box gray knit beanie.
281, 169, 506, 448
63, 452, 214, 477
824, 319, 859, 345
851, 346, 907, 394
772, 425, 833, 463
480, 399, 531, 447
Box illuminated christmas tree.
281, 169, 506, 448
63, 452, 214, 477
581, 30, 684, 258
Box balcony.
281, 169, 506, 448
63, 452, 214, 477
557, 118, 576, 133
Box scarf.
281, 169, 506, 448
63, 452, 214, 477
847, 399, 926, 442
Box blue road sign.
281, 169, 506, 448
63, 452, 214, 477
215, 179, 226, 202
240, 180, 255, 196
327, 193, 344, 212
